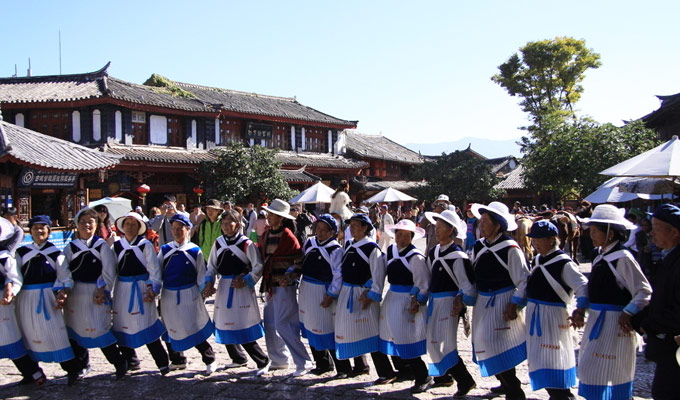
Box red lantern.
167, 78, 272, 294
193, 186, 204, 201
137, 184, 150, 205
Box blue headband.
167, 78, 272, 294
170, 213, 193, 229
317, 214, 338, 233
28, 215, 51, 229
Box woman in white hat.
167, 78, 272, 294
0, 216, 46, 386
524, 220, 588, 400
15, 215, 83, 385
111, 211, 169, 375
63, 208, 127, 379
424, 210, 477, 397
203, 209, 270, 375
259, 199, 312, 376
577, 205, 651, 400
469, 201, 529, 400
378, 219, 433, 392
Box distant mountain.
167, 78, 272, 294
405, 137, 523, 159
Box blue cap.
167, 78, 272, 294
653, 203, 680, 230
28, 215, 51, 229
345, 213, 374, 231
170, 213, 192, 228
317, 214, 338, 234
527, 220, 558, 238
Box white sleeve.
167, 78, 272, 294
54, 251, 74, 290
144, 242, 162, 290
195, 249, 206, 287
507, 246, 529, 302
99, 242, 118, 292
245, 241, 265, 285
452, 257, 476, 300
327, 248, 343, 297
410, 254, 430, 300
367, 247, 386, 301
3, 257, 22, 295
561, 260, 588, 301
617, 254, 652, 314
205, 241, 220, 281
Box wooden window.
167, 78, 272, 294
167, 117, 183, 147
28, 109, 71, 140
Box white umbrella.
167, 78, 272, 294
88, 197, 133, 222
289, 181, 335, 204
600, 135, 680, 177
584, 177, 672, 203
366, 187, 417, 203
617, 177, 680, 195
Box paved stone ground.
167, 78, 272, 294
0, 240, 656, 399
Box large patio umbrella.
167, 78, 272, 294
88, 197, 133, 222
289, 181, 335, 204
617, 177, 680, 195
600, 135, 680, 177
584, 177, 673, 203
366, 187, 417, 203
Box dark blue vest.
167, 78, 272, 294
215, 235, 250, 276
588, 243, 633, 306
473, 234, 516, 292
17, 242, 60, 285
527, 250, 572, 304
385, 244, 418, 286
113, 237, 150, 276
161, 243, 200, 287
341, 240, 379, 285
68, 236, 105, 283
302, 238, 340, 283
428, 243, 473, 293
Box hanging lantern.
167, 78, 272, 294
193, 186, 205, 202
137, 184, 150, 205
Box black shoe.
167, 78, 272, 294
411, 376, 434, 393
348, 367, 370, 377
115, 360, 128, 379
67, 370, 81, 386
505, 391, 526, 400
310, 367, 333, 376
432, 377, 454, 388
127, 361, 141, 371
490, 385, 507, 394
333, 372, 349, 379
159, 366, 170, 376
79, 365, 92, 378
17, 376, 34, 386
453, 381, 477, 398
373, 375, 397, 385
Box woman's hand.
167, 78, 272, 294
618, 312, 634, 333
451, 295, 464, 317
0, 284, 13, 305
143, 287, 157, 302
408, 296, 420, 314
202, 282, 216, 298
320, 294, 334, 308
93, 287, 107, 305
231, 275, 245, 289
502, 302, 519, 321
569, 308, 586, 328
55, 289, 70, 309
358, 290, 373, 310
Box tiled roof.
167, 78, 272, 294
0, 121, 121, 171
0, 63, 357, 127
275, 150, 367, 169
641, 93, 680, 124
102, 143, 215, 164
280, 167, 321, 183
486, 156, 517, 174
495, 164, 525, 190
344, 131, 424, 164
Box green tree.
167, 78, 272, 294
199, 143, 296, 204
409, 150, 503, 206
521, 119, 659, 199
492, 37, 601, 124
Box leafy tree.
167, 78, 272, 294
492, 37, 601, 124
199, 143, 296, 204
409, 150, 503, 207
521, 119, 659, 199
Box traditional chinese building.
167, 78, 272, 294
640, 93, 680, 141
0, 63, 363, 208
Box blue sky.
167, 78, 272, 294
3, 1, 679, 149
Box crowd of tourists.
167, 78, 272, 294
1, 187, 680, 400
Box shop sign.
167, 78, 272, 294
17, 168, 78, 188
246, 122, 273, 140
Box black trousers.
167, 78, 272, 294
370, 351, 395, 378
495, 367, 525, 398
545, 388, 575, 399
70, 339, 124, 368
371, 352, 428, 383
652, 350, 680, 400
12, 354, 42, 380
434, 358, 475, 387
165, 341, 215, 365
120, 339, 169, 369
226, 342, 269, 368
310, 348, 352, 373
